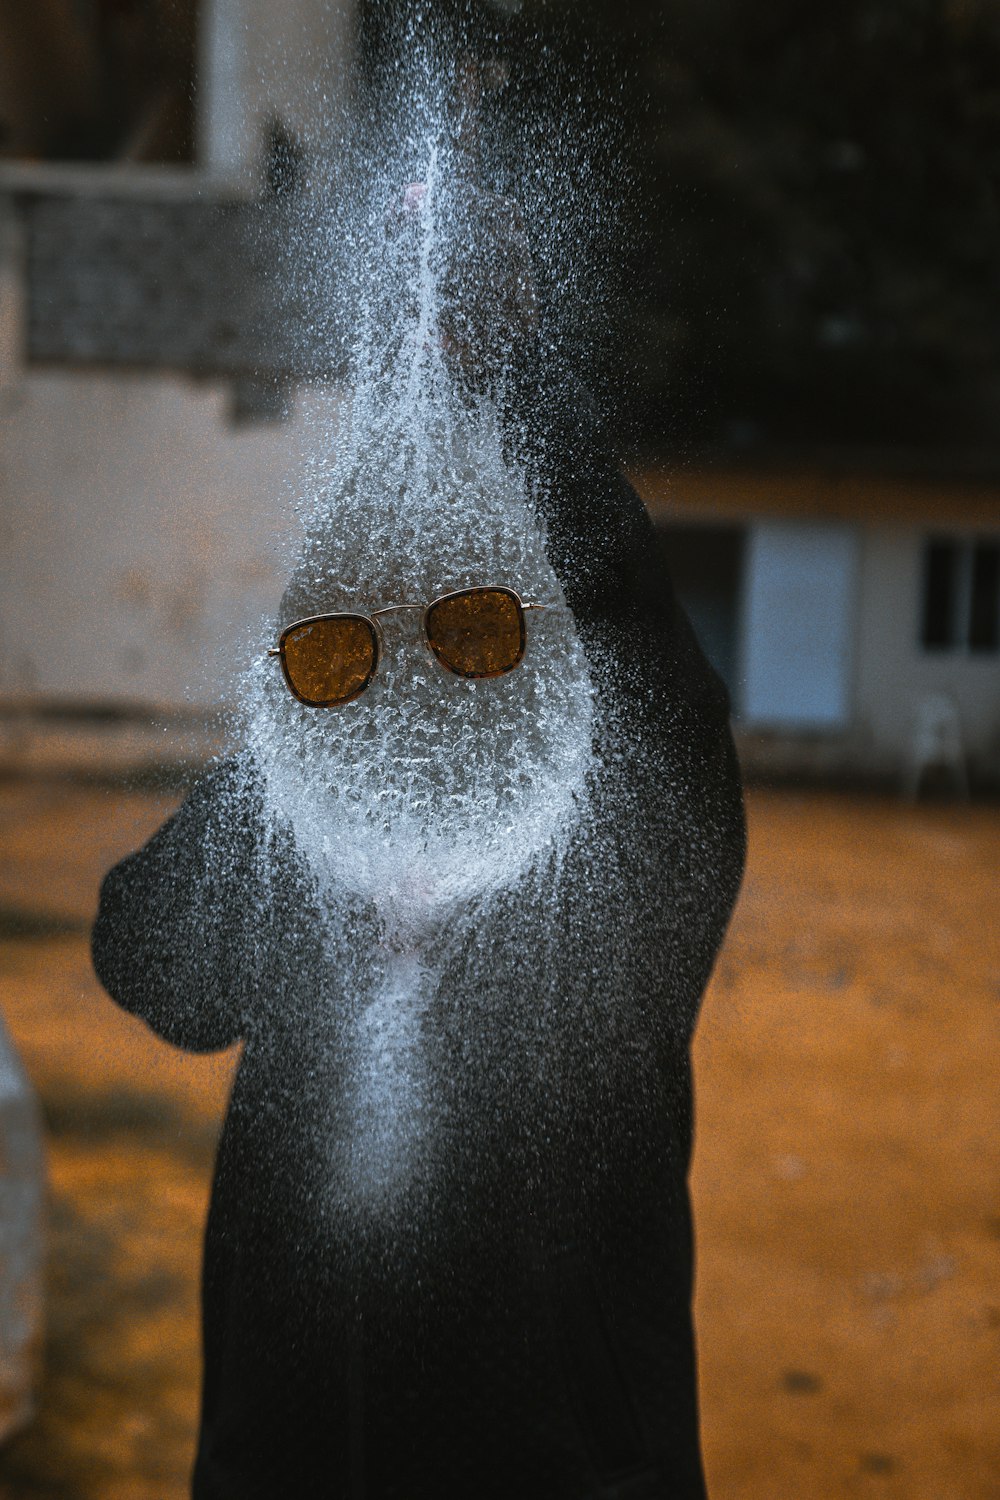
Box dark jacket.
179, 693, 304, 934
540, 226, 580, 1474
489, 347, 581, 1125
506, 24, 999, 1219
92, 428, 745, 1499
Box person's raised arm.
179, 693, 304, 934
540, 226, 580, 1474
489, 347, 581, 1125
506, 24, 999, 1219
91, 758, 265, 1053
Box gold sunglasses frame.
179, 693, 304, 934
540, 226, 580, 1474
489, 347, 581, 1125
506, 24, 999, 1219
267, 585, 554, 707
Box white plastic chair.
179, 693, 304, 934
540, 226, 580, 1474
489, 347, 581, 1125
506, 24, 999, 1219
903, 692, 969, 800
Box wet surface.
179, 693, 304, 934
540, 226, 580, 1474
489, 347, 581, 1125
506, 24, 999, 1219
0, 779, 996, 1498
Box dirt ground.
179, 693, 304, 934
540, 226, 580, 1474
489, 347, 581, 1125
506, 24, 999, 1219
0, 778, 995, 1499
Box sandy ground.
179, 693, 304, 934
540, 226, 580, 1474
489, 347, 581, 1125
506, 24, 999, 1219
0, 778, 995, 1499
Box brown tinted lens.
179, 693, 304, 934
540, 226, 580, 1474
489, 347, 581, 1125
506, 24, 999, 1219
280, 617, 377, 705
425, 589, 525, 678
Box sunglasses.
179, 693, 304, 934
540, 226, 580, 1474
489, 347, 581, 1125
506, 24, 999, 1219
268, 586, 555, 707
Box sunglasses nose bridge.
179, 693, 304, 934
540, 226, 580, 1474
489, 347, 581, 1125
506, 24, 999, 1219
367, 606, 433, 677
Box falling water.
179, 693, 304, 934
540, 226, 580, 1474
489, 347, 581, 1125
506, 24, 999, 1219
239, 78, 598, 1206
186, 11, 744, 1249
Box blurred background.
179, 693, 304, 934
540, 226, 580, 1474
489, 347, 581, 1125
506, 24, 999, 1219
0, 2, 997, 1497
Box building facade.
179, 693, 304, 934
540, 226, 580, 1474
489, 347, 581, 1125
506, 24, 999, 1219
2, 0, 997, 790
0, 0, 357, 743
637, 464, 1000, 789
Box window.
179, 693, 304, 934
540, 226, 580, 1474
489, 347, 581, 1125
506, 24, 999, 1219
0, 0, 197, 164
970, 543, 1000, 651
920, 537, 1000, 653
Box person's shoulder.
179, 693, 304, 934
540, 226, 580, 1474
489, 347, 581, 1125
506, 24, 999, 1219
181, 750, 265, 836
192, 748, 260, 796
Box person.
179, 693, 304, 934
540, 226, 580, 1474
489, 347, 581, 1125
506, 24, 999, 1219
92, 29, 745, 1500
92, 401, 743, 1500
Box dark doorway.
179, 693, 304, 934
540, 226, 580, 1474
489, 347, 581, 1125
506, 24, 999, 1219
658, 524, 746, 700
0, 0, 197, 163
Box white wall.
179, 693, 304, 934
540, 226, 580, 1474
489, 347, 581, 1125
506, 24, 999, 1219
854, 524, 1000, 767
199, 0, 359, 182
0, 0, 363, 711
0, 369, 342, 708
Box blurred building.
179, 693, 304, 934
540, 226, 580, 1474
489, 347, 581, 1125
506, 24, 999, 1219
619, 2, 1000, 790
0, 0, 356, 780
1, 0, 998, 788
637, 462, 999, 789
